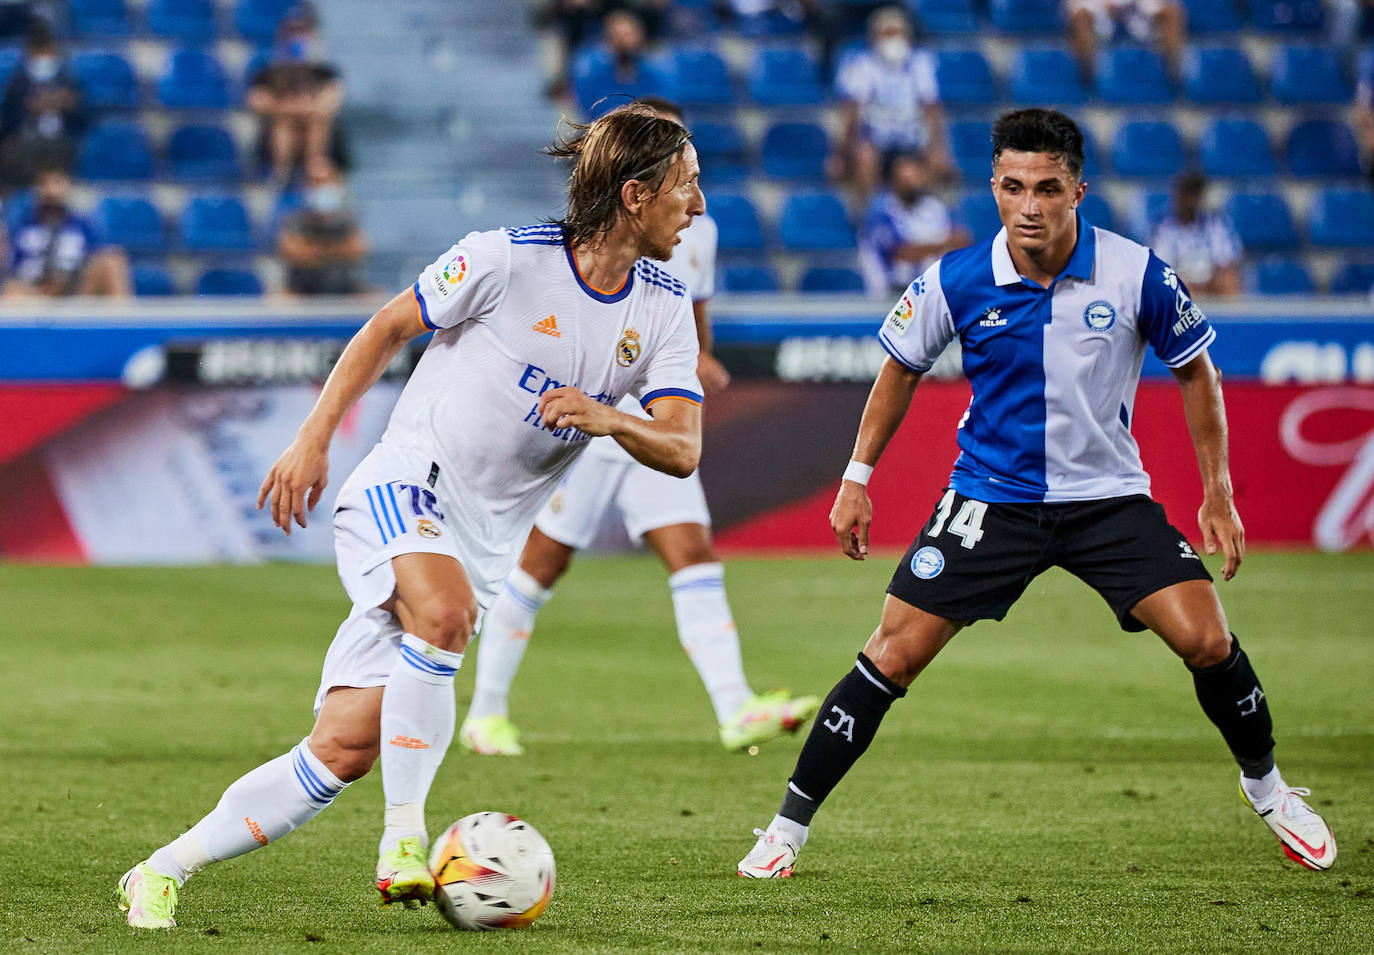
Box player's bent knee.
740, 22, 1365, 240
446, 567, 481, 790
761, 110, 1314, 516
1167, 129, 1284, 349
408, 599, 479, 651
309, 733, 378, 782
1183, 630, 1233, 669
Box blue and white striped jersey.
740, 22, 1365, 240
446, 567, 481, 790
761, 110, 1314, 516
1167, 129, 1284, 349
879, 217, 1214, 504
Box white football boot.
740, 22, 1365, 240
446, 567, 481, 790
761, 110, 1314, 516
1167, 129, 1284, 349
737, 827, 801, 879
1240, 774, 1337, 871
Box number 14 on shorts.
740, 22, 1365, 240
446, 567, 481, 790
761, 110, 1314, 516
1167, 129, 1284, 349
928, 490, 987, 549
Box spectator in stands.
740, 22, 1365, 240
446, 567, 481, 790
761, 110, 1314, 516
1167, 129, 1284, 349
1066, 0, 1186, 83
3, 165, 130, 297
571, 8, 671, 114
0, 19, 87, 190
1353, 45, 1374, 187
857, 151, 970, 297
277, 161, 368, 296
534, 0, 668, 101
831, 6, 951, 200
1148, 171, 1242, 297
0, 2, 42, 40
247, 2, 348, 184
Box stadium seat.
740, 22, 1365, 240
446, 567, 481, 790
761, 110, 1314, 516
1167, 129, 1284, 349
132, 264, 178, 296
720, 264, 779, 292
989, 0, 1063, 32
181, 197, 255, 251
747, 47, 823, 105
1331, 261, 1374, 295
1200, 119, 1275, 176
1308, 189, 1374, 247
158, 50, 232, 109
1182, 0, 1242, 32
1077, 193, 1116, 232
958, 191, 1001, 240
147, 0, 218, 41
71, 52, 140, 110
570, 49, 672, 116
1253, 259, 1314, 295
1182, 46, 1259, 103
78, 123, 154, 180
671, 48, 733, 106
916, 0, 978, 33
235, 0, 293, 41
1080, 126, 1104, 176
168, 125, 241, 181
97, 197, 165, 254
778, 191, 854, 250
70, 0, 132, 37
1010, 48, 1084, 104
800, 266, 865, 294
760, 122, 828, 180
1096, 47, 1172, 103
710, 193, 766, 251
1249, 0, 1324, 31
950, 120, 992, 181
0, 49, 21, 88
1225, 192, 1297, 250
1110, 122, 1184, 177
691, 121, 750, 183
935, 49, 997, 104
1126, 190, 1170, 242
1285, 121, 1362, 177
198, 268, 264, 296
1271, 45, 1348, 103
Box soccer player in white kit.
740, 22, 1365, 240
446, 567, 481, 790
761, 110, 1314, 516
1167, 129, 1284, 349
460, 98, 819, 757
116, 104, 708, 929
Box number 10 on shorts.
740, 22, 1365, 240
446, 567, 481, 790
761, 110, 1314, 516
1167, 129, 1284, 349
928, 490, 987, 550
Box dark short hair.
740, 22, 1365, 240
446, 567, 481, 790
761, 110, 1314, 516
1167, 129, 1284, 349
1175, 170, 1208, 195
635, 96, 684, 123
991, 108, 1085, 181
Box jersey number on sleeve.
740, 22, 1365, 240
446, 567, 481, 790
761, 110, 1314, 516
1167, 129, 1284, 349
928, 489, 987, 550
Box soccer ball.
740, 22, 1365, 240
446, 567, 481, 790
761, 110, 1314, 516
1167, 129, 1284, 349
428, 812, 555, 931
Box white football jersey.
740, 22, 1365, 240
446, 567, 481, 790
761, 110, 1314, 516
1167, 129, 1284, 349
374, 224, 702, 584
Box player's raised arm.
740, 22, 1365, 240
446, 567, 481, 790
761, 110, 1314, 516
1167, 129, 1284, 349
257, 288, 430, 534
1170, 350, 1245, 580
537, 386, 702, 478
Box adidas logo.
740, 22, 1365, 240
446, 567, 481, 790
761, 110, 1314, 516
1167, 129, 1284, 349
532, 314, 560, 338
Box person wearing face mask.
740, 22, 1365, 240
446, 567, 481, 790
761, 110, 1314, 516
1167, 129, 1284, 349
3, 165, 129, 297
831, 6, 951, 201
570, 9, 671, 116
858, 151, 972, 297
277, 161, 368, 296
0, 20, 87, 190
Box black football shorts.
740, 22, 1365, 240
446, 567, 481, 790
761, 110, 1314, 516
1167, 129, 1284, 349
887, 490, 1214, 632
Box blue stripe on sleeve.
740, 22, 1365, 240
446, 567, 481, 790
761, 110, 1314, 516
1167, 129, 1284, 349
639, 387, 703, 410
412, 280, 437, 330
365, 487, 390, 545
385, 483, 407, 535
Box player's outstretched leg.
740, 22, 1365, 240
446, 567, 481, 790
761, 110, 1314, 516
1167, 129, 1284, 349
461, 567, 553, 756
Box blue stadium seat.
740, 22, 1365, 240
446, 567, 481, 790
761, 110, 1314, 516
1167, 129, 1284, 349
1080, 126, 1104, 176
198, 268, 263, 296
1285, 121, 1362, 177
571, 49, 673, 116
692, 121, 750, 183
181, 197, 255, 251
71, 52, 140, 110
710, 193, 766, 251
1249, 0, 1324, 31
735, 7, 806, 36
989, 0, 1062, 32
916, 0, 978, 33
950, 120, 992, 181
1200, 119, 1275, 176
1110, 122, 1184, 177
1097, 47, 1172, 103
168, 125, 240, 181
97, 197, 165, 253
1010, 48, 1084, 104
778, 191, 854, 250
720, 264, 779, 293
958, 191, 1001, 240
672, 48, 733, 106
235, 0, 292, 41
800, 267, 865, 294
1331, 261, 1374, 295
1225, 192, 1297, 250
1253, 259, 1314, 295
147, 0, 218, 41
1309, 189, 1374, 247
0, 49, 21, 88
71, 0, 132, 37
1077, 194, 1116, 232
935, 49, 996, 104
1127, 190, 1171, 242
748, 47, 822, 105
760, 122, 828, 179
132, 264, 178, 296
1271, 45, 1348, 103
1182, 0, 1242, 31
1182, 46, 1259, 103
78, 123, 154, 180
158, 50, 232, 109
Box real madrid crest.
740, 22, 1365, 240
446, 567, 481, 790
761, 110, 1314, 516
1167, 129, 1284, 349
416, 519, 442, 539
616, 328, 641, 367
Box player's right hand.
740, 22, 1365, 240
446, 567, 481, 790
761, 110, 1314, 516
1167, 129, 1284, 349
830, 481, 872, 561
257, 439, 330, 535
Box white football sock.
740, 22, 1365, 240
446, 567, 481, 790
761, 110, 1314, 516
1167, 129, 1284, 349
467, 567, 551, 721
379, 633, 464, 854
668, 562, 753, 723
147, 739, 348, 884
767, 813, 809, 848
1241, 765, 1284, 809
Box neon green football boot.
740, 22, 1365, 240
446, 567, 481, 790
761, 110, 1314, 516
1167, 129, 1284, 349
719, 691, 822, 751
116, 862, 178, 929
376, 835, 434, 908
459, 714, 525, 756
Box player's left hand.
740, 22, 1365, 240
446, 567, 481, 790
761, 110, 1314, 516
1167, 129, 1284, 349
537, 386, 615, 436
1198, 493, 1245, 581
696, 352, 731, 393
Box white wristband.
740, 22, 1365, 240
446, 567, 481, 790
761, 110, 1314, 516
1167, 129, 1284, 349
842, 461, 874, 486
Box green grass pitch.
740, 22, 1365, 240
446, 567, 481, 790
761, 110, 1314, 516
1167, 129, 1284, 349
2, 552, 1371, 953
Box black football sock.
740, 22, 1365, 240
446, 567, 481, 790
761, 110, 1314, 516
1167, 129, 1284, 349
1188, 633, 1275, 779
778, 653, 906, 826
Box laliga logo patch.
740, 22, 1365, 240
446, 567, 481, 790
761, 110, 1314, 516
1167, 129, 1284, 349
885, 292, 916, 337
417, 519, 442, 540
911, 545, 945, 579
1083, 300, 1116, 331
434, 254, 468, 299
616, 328, 641, 367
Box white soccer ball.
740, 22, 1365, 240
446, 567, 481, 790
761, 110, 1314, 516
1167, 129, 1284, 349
428, 812, 555, 931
